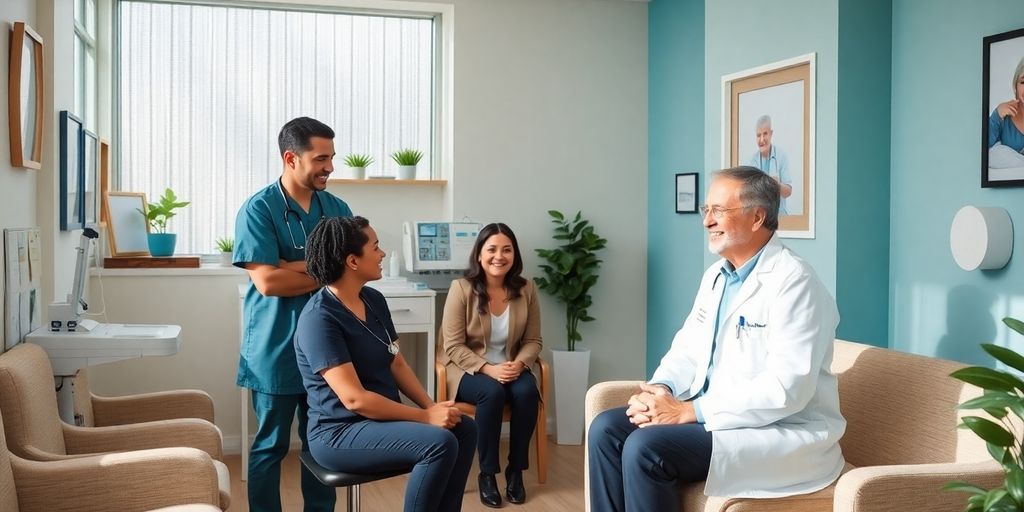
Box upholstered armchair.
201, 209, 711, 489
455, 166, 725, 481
72, 368, 214, 427
0, 343, 230, 510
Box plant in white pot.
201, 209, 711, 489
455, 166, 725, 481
139, 188, 190, 257
215, 237, 234, 266
535, 209, 607, 445
342, 153, 373, 179
391, 148, 423, 180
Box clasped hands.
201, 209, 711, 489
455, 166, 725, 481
481, 361, 527, 384
626, 383, 697, 427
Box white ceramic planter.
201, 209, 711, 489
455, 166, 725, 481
552, 348, 591, 445
345, 166, 366, 179
220, 251, 233, 267
397, 165, 417, 180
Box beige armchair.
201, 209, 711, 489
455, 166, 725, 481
0, 343, 230, 510
72, 368, 214, 427
585, 340, 1004, 511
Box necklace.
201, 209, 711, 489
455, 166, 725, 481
330, 289, 399, 355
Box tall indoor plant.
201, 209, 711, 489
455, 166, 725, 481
140, 188, 190, 257
945, 317, 1024, 511
535, 209, 607, 444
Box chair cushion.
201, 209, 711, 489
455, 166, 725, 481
298, 451, 409, 487
681, 462, 855, 511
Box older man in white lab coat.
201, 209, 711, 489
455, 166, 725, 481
588, 166, 845, 512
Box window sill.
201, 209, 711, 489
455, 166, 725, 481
328, 179, 447, 186
91, 264, 247, 277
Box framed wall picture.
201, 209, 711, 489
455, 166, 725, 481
103, 192, 150, 256
982, 27, 1024, 187
83, 130, 99, 227
59, 111, 84, 231
8, 22, 44, 170
99, 138, 111, 222
722, 53, 815, 238
675, 173, 698, 213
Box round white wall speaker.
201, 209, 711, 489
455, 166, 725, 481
949, 206, 1013, 271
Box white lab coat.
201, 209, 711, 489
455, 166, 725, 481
651, 235, 845, 498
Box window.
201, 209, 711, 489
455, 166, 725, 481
75, 0, 97, 130
117, 1, 437, 254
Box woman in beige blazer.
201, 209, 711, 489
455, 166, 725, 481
439, 223, 542, 508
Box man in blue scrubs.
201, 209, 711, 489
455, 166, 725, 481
234, 116, 353, 511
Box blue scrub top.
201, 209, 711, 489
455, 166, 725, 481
234, 181, 353, 394
295, 286, 400, 438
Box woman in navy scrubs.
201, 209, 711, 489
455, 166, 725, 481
294, 216, 477, 512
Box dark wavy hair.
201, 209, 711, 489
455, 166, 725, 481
305, 216, 370, 286
464, 223, 527, 315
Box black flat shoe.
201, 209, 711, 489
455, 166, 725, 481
478, 472, 503, 508
505, 470, 526, 504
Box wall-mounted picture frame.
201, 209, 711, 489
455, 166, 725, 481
675, 173, 699, 213
103, 191, 150, 257
99, 138, 111, 222
982, 27, 1024, 187
83, 130, 99, 227
59, 111, 84, 231
722, 53, 816, 239
8, 22, 45, 169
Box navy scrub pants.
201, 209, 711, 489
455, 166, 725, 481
248, 391, 336, 512
588, 406, 713, 512
309, 416, 477, 512
455, 370, 540, 475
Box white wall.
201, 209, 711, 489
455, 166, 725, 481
86, 0, 648, 449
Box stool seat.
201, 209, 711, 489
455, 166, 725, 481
299, 452, 410, 511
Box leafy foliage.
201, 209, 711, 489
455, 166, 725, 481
533, 210, 607, 351
390, 149, 423, 166
138, 188, 190, 234
945, 317, 1024, 511
343, 153, 374, 168
215, 237, 234, 252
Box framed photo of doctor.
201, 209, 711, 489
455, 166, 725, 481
722, 53, 815, 238
982, 27, 1024, 187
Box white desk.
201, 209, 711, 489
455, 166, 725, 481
237, 284, 436, 480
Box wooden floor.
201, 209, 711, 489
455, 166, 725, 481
225, 437, 585, 511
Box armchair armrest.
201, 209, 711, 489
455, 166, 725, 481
833, 461, 1004, 512
91, 389, 215, 426
12, 446, 221, 511
62, 419, 224, 461
536, 356, 551, 403
436, 362, 448, 402
585, 381, 644, 430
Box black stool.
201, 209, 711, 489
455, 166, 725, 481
299, 451, 410, 512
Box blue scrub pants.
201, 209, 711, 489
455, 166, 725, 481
249, 391, 336, 512
309, 416, 477, 512
455, 371, 539, 475
588, 407, 713, 512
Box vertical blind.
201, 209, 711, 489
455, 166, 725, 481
118, 1, 434, 254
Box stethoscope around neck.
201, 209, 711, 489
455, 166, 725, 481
278, 178, 324, 251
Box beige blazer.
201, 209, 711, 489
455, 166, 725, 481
438, 277, 543, 398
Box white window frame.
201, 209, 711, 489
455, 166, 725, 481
76, 0, 99, 130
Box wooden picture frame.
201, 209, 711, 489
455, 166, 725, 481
722, 54, 816, 239
99, 139, 111, 222
675, 173, 699, 214
982, 27, 1024, 187
103, 192, 150, 257
59, 111, 84, 231
8, 22, 45, 169
83, 130, 100, 227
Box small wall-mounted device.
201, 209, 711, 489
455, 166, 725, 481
402, 221, 481, 272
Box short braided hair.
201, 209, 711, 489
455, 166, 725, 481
305, 216, 370, 286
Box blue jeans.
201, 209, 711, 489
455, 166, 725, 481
310, 416, 477, 512
588, 407, 713, 512
249, 391, 336, 512
455, 370, 539, 474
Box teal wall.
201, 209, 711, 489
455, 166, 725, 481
647, 0, 705, 376
889, 0, 1024, 364
835, 0, 891, 346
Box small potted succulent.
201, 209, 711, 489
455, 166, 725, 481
139, 188, 190, 257
215, 237, 234, 266
391, 149, 423, 180
342, 153, 374, 179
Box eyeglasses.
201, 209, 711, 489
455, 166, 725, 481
698, 205, 749, 219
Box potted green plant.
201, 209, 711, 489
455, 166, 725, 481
215, 236, 234, 266
139, 188, 190, 257
342, 153, 373, 179
534, 209, 607, 445
391, 148, 423, 180
945, 317, 1024, 511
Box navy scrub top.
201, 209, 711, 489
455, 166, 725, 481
295, 286, 401, 438
234, 181, 353, 394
